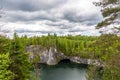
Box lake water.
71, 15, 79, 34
38, 59, 88, 80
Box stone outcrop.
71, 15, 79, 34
26, 45, 104, 67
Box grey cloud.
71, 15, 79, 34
1, 0, 102, 26
0, 29, 10, 33
68, 28, 86, 32
45, 21, 73, 29
4, 9, 101, 26
0, 0, 103, 37
0, 0, 67, 11
14, 29, 65, 34
63, 10, 102, 26
4, 10, 60, 22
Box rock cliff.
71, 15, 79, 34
26, 45, 104, 67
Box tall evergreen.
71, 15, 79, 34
0, 35, 10, 53
102, 52, 120, 80
0, 53, 13, 80
9, 33, 31, 80
95, 0, 120, 29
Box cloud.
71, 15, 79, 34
0, 0, 103, 37
0, 21, 100, 38
0, 0, 67, 11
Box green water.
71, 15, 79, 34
38, 60, 88, 80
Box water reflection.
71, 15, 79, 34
39, 60, 88, 80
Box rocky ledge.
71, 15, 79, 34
26, 45, 104, 67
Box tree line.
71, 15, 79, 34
0, 33, 120, 80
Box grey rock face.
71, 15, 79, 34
27, 45, 104, 67
27, 46, 62, 65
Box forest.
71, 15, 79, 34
0, 0, 120, 80
0, 33, 120, 80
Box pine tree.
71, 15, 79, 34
102, 53, 120, 80
0, 36, 10, 53
94, 0, 120, 29
0, 53, 14, 80
9, 33, 31, 80
86, 65, 100, 80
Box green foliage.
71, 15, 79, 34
0, 33, 120, 80
86, 34, 120, 80
95, 0, 120, 29
102, 7, 120, 17
0, 53, 14, 80
0, 35, 10, 53
9, 33, 31, 80
20, 34, 120, 61
102, 53, 120, 80
86, 65, 101, 80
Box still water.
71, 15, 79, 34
38, 59, 88, 80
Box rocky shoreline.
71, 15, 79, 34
27, 45, 104, 67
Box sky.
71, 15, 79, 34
0, 0, 103, 37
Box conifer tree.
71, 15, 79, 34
9, 33, 31, 80
0, 53, 13, 80
102, 52, 120, 80
95, 0, 120, 29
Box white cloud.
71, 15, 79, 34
0, 0, 103, 37
0, 21, 100, 38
